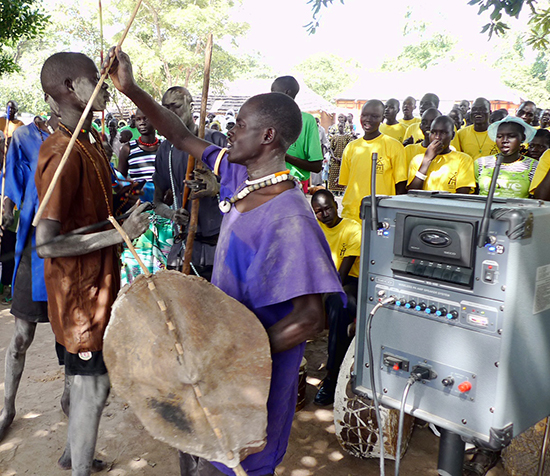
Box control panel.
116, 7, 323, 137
374, 282, 502, 336
380, 347, 477, 400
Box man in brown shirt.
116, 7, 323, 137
0, 100, 24, 150
35, 52, 149, 476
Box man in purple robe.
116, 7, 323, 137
105, 48, 344, 476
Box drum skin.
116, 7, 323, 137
104, 270, 272, 468
334, 338, 415, 460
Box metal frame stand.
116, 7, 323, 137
437, 428, 465, 476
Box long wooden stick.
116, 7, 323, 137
0, 104, 12, 223
32, 0, 143, 227
108, 216, 150, 275
181, 33, 213, 275
99, 0, 106, 139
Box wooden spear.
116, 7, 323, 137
32, 0, 143, 227
0, 104, 11, 223
181, 33, 213, 275
99, 0, 106, 139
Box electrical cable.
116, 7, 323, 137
395, 376, 415, 476
366, 295, 396, 476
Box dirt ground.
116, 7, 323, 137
0, 306, 506, 476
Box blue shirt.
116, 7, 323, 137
4, 122, 48, 301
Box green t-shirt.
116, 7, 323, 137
119, 125, 140, 141
286, 111, 323, 182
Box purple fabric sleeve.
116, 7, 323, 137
201, 144, 248, 200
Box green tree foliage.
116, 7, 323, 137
0, 1, 102, 112
109, 0, 249, 98
308, 0, 550, 51
380, 34, 457, 71
496, 33, 550, 104
305, 0, 345, 34
0, 0, 250, 113
0, 0, 49, 76
236, 53, 276, 80
468, 0, 550, 49
293, 53, 361, 101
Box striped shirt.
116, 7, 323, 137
127, 139, 160, 181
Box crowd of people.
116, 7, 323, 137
1, 48, 550, 476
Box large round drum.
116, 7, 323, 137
334, 337, 415, 460
104, 270, 272, 469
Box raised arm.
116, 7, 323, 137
103, 48, 209, 161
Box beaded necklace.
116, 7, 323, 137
59, 123, 112, 216
138, 136, 160, 147
218, 169, 298, 214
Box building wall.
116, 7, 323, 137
335, 98, 521, 123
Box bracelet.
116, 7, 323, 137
415, 171, 427, 181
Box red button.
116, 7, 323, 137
458, 381, 472, 393
393, 364, 400, 371
488, 265, 493, 270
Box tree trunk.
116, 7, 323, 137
149, 2, 173, 88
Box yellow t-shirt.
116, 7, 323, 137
450, 126, 461, 151
404, 143, 427, 168
339, 134, 408, 222
319, 218, 362, 278
380, 122, 407, 143
404, 122, 423, 143
408, 150, 475, 193
457, 125, 498, 160
530, 149, 550, 191
399, 117, 421, 128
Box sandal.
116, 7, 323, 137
463, 447, 501, 475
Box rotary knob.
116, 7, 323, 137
446, 310, 459, 320
415, 303, 427, 312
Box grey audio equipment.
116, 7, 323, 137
354, 191, 550, 450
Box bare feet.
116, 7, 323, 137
58, 453, 108, 473
0, 407, 15, 442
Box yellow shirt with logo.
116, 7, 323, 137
457, 125, 498, 160
380, 122, 407, 143
404, 123, 423, 143
399, 117, 421, 128
451, 126, 461, 151
339, 134, 407, 222
405, 143, 427, 168
530, 149, 550, 191
319, 218, 361, 278
408, 150, 475, 193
